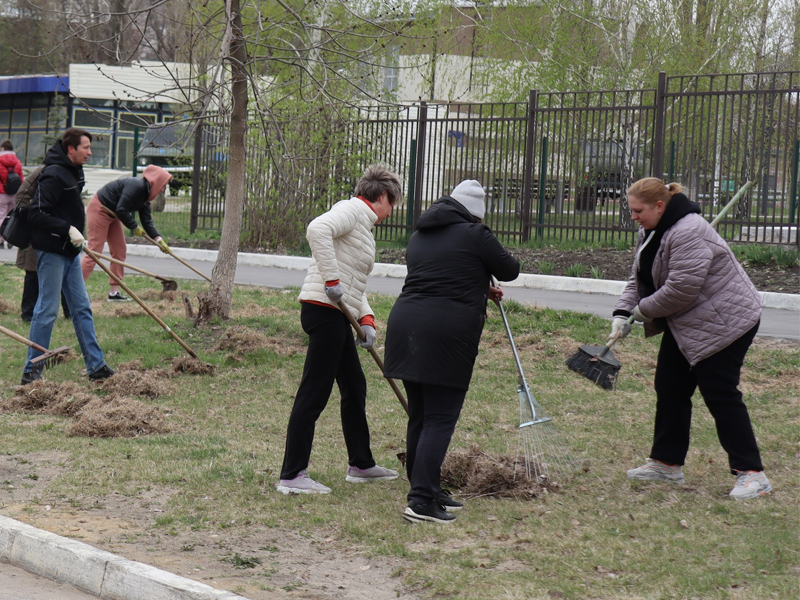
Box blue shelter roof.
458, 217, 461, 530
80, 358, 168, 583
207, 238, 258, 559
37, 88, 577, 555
0, 75, 69, 95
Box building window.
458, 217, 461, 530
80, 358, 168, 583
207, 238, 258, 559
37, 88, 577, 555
73, 108, 113, 131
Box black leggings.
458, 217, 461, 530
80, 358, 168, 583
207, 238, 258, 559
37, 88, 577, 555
279, 303, 375, 480
651, 322, 763, 473
404, 380, 466, 506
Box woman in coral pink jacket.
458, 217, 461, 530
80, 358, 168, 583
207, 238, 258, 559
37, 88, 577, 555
0, 139, 24, 248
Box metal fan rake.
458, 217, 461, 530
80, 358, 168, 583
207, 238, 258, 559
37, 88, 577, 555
495, 295, 577, 483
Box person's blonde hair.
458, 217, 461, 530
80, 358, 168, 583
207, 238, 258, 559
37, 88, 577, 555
627, 177, 683, 206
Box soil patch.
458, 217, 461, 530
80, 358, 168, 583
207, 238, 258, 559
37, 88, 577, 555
0, 297, 14, 314
0, 451, 418, 600
377, 246, 799, 294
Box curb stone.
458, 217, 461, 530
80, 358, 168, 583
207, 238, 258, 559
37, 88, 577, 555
0, 515, 248, 600
125, 245, 800, 311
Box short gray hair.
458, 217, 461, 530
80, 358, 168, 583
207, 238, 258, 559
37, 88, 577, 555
354, 164, 403, 206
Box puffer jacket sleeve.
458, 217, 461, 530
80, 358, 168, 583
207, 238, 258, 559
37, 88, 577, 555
615, 231, 644, 314
305, 201, 359, 283
638, 223, 710, 319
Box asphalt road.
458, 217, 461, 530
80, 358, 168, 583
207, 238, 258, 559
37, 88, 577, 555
1, 246, 797, 340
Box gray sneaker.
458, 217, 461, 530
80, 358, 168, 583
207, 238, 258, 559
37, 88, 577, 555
345, 465, 399, 483
276, 470, 331, 495
729, 470, 772, 500
626, 459, 685, 484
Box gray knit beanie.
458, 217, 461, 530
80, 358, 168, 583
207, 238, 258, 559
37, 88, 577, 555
450, 180, 486, 220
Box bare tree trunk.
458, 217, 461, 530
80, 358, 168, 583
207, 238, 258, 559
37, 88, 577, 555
197, 0, 248, 322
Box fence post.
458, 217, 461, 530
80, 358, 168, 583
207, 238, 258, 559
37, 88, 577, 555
521, 89, 538, 243
407, 138, 417, 235
413, 102, 428, 226
132, 127, 139, 177
652, 72, 667, 179
190, 119, 203, 234
537, 136, 548, 239
791, 139, 799, 233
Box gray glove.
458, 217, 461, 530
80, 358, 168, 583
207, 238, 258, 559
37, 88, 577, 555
608, 316, 632, 348
325, 282, 344, 303
357, 325, 376, 349
631, 305, 652, 323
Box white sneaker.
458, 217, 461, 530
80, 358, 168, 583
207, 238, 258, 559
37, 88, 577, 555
729, 470, 772, 500
626, 459, 685, 484
276, 470, 331, 495
345, 465, 399, 483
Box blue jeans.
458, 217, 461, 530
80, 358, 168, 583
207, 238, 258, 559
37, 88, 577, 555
24, 251, 107, 376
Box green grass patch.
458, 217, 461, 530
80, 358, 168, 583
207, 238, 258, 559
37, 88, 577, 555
0, 262, 797, 599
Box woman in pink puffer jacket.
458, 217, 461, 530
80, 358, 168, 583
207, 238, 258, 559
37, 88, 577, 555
611, 177, 771, 500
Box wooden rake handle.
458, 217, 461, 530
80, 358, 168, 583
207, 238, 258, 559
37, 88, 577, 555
83, 246, 200, 359
142, 233, 212, 283
0, 325, 70, 365
92, 251, 176, 284
336, 300, 409, 415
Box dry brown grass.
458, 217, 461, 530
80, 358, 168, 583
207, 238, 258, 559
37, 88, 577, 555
1, 381, 96, 417
171, 356, 216, 375
441, 443, 562, 499
212, 325, 304, 357
68, 395, 173, 437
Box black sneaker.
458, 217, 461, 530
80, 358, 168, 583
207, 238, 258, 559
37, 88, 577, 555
436, 490, 463, 512
403, 502, 456, 524
20, 369, 42, 386
107, 291, 130, 302
89, 365, 115, 381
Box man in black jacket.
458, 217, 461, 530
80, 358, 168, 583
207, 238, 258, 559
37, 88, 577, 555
22, 128, 114, 385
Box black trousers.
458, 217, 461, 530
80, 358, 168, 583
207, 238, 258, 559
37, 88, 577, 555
404, 380, 466, 506
279, 303, 375, 480
21, 270, 69, 320
651, 322, 763, 473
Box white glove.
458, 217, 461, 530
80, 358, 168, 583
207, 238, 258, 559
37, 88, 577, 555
325, 282, 344, 303
608, 316, 632, 347
68, 226, 85, 248
631, 305, 652, 323
357, 325, 376, 349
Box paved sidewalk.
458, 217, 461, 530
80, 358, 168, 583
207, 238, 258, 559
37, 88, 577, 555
1, 561, 99, 600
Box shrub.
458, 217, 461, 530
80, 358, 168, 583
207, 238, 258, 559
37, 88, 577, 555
773, 247, 800, 268
537, 260, 555, 275
565, 263, 586, 277
742, 245, 773, 266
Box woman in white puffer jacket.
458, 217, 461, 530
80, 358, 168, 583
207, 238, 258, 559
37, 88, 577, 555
277, 164, 403, 495
611, 177, 771, 501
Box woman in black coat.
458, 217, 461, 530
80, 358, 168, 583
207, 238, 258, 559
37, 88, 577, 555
383, 180, 520, 524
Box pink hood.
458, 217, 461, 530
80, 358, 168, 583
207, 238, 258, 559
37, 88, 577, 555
142, 165, 172, 201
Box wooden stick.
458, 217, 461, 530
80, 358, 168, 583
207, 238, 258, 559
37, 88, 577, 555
142, 233, 212, 283
92, 251, 178, 289
82, 246, 200, 359
336, 300, 409, 415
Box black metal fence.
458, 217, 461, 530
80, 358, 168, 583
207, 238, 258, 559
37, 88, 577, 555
193, 70, 800, 247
